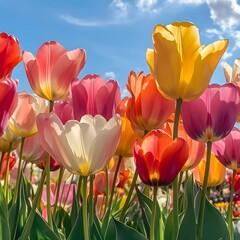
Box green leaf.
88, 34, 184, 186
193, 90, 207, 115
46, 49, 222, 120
178, 175, 197, 240
233, 219, 240, 239
113, 217, 148, 240
201, 197, 230, 240
30, 212, 60, 240
136, 186, 161, 239
0, 184, 11, 239
67, 207, 84, 240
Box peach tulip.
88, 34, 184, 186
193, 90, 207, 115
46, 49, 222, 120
8, 91, 49, 138
36, 112, 121, 176
16, 133, 47, 164
134, 130, 189, 186
23, 41, 86, 101
146, 21, 228, 101
0, 32, 22, 80
127, 71, 175, 137
71, 74, 121, 121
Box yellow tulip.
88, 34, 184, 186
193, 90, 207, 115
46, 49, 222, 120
193, 150, 226, 187
146, 21, 228, 101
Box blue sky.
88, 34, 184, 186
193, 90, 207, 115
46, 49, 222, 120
1, 0, 240, 96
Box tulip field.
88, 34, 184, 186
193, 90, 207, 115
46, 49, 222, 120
1, 21, 240, 240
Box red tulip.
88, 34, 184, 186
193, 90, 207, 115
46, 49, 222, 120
134, 130, 189, 186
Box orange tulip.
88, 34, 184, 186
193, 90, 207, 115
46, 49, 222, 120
127, 71, 175, 137
115, 117, 137, 157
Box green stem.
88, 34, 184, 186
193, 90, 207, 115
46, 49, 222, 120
77, 176, 83, 202
172, 98, 182, 240
53, 166, 65, 214
108, 155, 122, 211
45, 99, 54, 228
228, 169, 236, 240
197, 141, 212, 240
3, 142, 13, 202
19, 169, 46, 240
82, 176, 89, 240
178, 171, 184, 193
13, 137, 25, 204
0, 151, 5, 171
89, 174, 94, 227
150, 185, 158, 240
104, 166, 109, 214
46, 154, 53, 229
119, 169, 138, 222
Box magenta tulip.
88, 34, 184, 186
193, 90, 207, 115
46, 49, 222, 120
181, 83, 240, 142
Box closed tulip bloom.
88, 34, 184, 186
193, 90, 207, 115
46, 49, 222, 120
0, 152, 17, 179
127, 71, 175, 137
23, 41, 86, 101
37, 156, 60, 172
115, 117, 137, 157
223, 58, 240, 121
37, 112, 121, 176
181, 83, 240, 142
0, 78, 18, 136
0, 126, 20, 152
223, 58, 240, 86
146, 21, 228, 101
133, 130, 189, 186
212, 126, 240, 170
193, 150, 226, 187
8, 92, 49, 138
16, 133, 47, 164
53, 100, 74, 124
71, 74, 121, 121
0, 32, 22, 79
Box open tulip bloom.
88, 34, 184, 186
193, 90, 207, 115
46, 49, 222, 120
36, 112, 121, 176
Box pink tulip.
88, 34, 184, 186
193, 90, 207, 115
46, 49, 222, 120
16, 133, 47, 164
23, 41, 86, 101
71, 74, 121, 121
0, 32, 22, 80
8, 91, 49, 138
36, 112, 121, 176
0, 78, 18, 136
53, 100, 74, 124
212, 126, 240, 170
181, 83, 240, 142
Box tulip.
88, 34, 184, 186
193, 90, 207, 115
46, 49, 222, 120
8, 91, 49, 138
181, 83, 240, 143
0, 152, 17, 179
71, 74, 121, 121
53, 100, 74, 124
0, 125, 20, 152
37, 156, 60, 172
0, 78, 18, 136
115, 117, 137, 157
23, 41, 86, 101
16, 133, 47, 165
0, 32, 22, 80
116, 97, 129, 117
36, 112, 121, 176
146, 21, 228, 101
126, 71, 175, 137
133, 129, 189, 186
223, 58, 240, 121
228, 170, 240, 195
193, 150, 226, 187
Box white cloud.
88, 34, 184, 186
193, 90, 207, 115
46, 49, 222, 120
121, 88, 130, 98
60, 14, 131, 27
206, 0, 240, 31
135, 0, 161, 13
104, 71, 117, 79
166, 0, 205, 4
